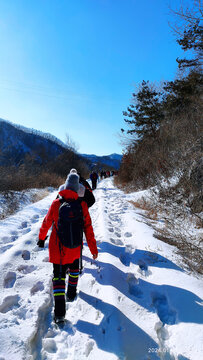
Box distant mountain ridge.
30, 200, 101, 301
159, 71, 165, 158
0, 118, 68, 150
0, 118, 122, 169
0, 118, 66, 166
81, 153, 122, 170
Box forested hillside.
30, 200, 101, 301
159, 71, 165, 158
0, 119, 90, 191
116, 2, 203, 273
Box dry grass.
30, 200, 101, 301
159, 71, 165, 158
129, 195, 203, 275
195, 216, 203, 229
130, 200, 158, 220
0, 188, 54, 220
153, 228, 203, 274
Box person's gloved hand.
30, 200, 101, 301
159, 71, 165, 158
37, 240, 45, 248
37, 236, 48, 248
92, 253, 98, 260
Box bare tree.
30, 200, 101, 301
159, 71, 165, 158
65, 133, 79, 152
169, 0, 203, 69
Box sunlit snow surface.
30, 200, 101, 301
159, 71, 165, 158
0, 178, 202, 360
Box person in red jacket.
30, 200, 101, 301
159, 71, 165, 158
38, 173, 98, 324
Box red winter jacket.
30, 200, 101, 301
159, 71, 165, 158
39, 189, 98, 264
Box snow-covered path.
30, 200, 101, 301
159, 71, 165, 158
0, 178, 203, 360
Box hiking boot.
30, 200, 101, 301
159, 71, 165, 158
66, 293, 77, 302
54, 316, 65, 324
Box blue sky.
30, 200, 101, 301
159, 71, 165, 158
0, 0, 184, 155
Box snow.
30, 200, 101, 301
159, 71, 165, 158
0, 188, 54, 220
0, 178, 202, 360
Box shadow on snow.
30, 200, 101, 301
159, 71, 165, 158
97, 241, 183, 272
76, 291, 160, 360
83, 256, 203, 326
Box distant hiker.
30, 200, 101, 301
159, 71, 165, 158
90, 171, 98, 190
100, 170, 105, 179
78, 172, 95, 207
38, 173, 98, 324
59, 169, 95, 208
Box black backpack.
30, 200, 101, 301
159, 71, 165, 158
57, 198, 84, 248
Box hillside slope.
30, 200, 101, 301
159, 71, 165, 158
0, 119, 66, 166
0, 119, 121, 171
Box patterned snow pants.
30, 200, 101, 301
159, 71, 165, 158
53, 258, 79, 317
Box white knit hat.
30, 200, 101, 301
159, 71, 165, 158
65, 173, 79, 192
70, 168, 77, 174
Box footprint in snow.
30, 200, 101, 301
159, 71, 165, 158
22, 227, 31, 235
30, 281, 44, 295
3, 271, 16, 288
115, 232, 121, 238
155, 321, 170, 341
14, 250, 22, 256
14, 306, 28, 320
19, 221, 28, 229
127, 273, 143, 298
22, 250, 30, 260
119, 252, 131, 266
1, 234, 18, 243
108, 227, 114, 233
85, 341, 94, 357
25, 240, 32, 245
31, 215, 39, 223
17, 264, 37, 274
124, 232, 132, 238
43, 256, 49, 262
0, 245, 12, 254
45, 329, 56, 339
91, 279, 96, 286
110, 238, 124, 246
10, 230, 18, 236
11, 235, 18, 241
42, 338, 57, 354
109, 214, 121, 223
0, 295, 20, 313
138, 261, 151, 277
138, 260, 148, 272
151, 292, 176, 325
1, 236, 13, 244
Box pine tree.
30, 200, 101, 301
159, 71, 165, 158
122, 81, 164, 141
177, 21, 203, 69
170, 1, 203, 69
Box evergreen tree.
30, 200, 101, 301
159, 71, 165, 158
163, 70, 203, 112
122, 81, 164, 141
176, 21, 203, 69
170, 1, 203, 69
